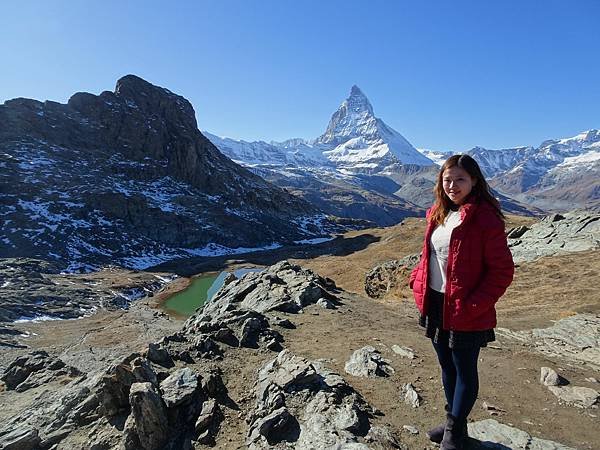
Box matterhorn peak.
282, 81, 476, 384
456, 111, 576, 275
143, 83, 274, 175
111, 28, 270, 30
316, 85, 376, 145
347, 85, 374, 115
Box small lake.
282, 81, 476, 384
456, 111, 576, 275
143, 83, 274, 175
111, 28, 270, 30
161, 268, 261, 317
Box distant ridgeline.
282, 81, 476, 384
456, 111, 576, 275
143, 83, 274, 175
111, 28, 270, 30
0, 75, 345, 271
207, 86, 599, 218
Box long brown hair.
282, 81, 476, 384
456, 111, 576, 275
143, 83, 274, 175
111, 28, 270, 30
430, 154, 504, 225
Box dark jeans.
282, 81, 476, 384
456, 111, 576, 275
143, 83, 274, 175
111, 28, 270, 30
432, 339, 480, 420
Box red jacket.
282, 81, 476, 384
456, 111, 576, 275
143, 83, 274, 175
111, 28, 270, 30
410, 197, 514, 331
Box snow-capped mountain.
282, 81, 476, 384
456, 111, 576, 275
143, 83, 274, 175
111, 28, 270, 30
207, 86, 542, 220
316, 85, 432, 170
203, 132, 329, 168
208, 85, 433, 173
416, 148, 452, 166
460, 130, 600, 210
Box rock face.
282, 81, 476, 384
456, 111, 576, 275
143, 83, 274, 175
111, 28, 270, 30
0, 75, 334, 271
364, 254, 419, 299
497, 314, 600, 370
468, 419, 577, 449
508, 211, 600, 263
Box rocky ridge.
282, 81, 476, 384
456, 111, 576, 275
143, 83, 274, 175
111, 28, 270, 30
0, 261, 401, 449
0, 75, 340, 272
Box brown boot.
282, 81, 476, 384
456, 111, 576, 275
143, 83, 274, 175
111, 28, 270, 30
440, 414, 467, 450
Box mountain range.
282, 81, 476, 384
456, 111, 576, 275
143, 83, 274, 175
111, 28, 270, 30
2, 76, 596, 272
207, 87, 599, 215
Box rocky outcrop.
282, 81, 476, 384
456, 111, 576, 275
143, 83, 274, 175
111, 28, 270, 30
468, 419, 577, 449
365, 211, 599, 299
344, 346, 395, 378
1, 261, 394, 450
497, 314, 600, 370
0, 350, 81, 392
508, 211, 600, 263
247, 350, 402, 449
364, 254, 419, 299
1, 260, 586, 449
0, 75, 334, 271
546, 385, 600, 409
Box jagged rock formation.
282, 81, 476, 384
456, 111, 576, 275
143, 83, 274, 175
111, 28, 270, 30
497, 314, 600, 371
507, 211, 600, 263
0, 75, 335, 272
247, 350, 401, 449
0, 261, 400, 449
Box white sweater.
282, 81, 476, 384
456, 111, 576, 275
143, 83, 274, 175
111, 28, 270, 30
428, 210, 462, 293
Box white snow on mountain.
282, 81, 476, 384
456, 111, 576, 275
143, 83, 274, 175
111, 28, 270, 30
553, 150, 600, 171
416, 148, 451, 166
206, 85, 433, 173
315, 85, 432, 168
204, 132, 329, 167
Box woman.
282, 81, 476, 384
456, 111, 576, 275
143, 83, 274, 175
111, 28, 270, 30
409, 154, 514, 450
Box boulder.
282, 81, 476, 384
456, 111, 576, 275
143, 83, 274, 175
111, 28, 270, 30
364, 255, 419, 299
547, 385, 600, 409
540, 367, 564, 386
345, 346, 395, 378
468, 418, 577, 449
402, 383, 420, 408
159, 367, 199, 408
128, 382, 169, 450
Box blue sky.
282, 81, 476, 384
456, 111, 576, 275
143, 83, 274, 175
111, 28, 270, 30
1, 0, 599, 151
